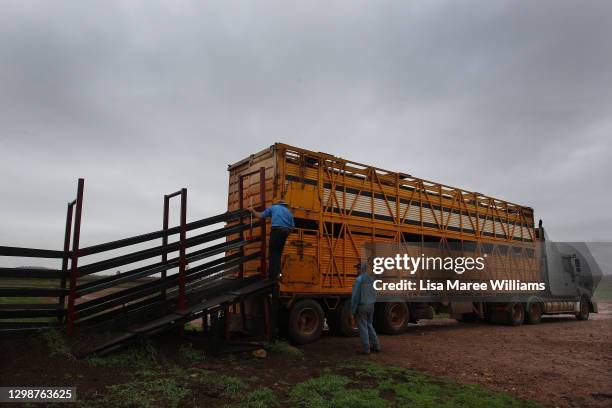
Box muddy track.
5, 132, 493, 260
0, 302, 609, 407
305, 301, 612, 408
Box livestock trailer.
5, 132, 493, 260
227, 143, 599, 343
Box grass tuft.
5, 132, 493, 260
187, 368, 248, 398
72, 342, 545, 408
264, 341, 303, 357
41, 329, 73, 359
86, 342, 158, 369
178, 343, 205, 363
289, 374, 388, 408
288, 374, 388, 408
93, 378, 188, 408
225, 386, 279, 408
347, 362, 544, 408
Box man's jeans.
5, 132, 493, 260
356, 303, 380, 353
269, 227, 289, 338
269, 227, 290, 280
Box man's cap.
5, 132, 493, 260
354, 261, 367, 270
275, 199, 288, 206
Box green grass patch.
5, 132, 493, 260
75, 343, 545, 408
165, 367, 248, 398
264, 340, 303, 357
82, 358, 544, 408
289, 374, 387, 408
41, 329, 73, 359
92, 378, 189, 408
86, 342, 158, 369
343, 362, 544, 408
178, 343, 205, 362
198, 371, 248, 398
226, 386, 279, 408
345, 361, 406, 380
84, 364, 245, 407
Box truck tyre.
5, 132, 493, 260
575, 297, 590, 321
375, 302, 409, 334
328, 300, 359, 337
507, 302, 524, 326
288, 299, 324, 344
525, 302, 542, 324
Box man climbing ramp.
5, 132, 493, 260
248, 199, 294, 338
248, 199, 294, 280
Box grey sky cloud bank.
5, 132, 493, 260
1, 0, 611, 256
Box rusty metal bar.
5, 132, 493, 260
0, 287, 67, 297
259, 167, 267, 279
0, 304, 66, 319
66, 178, 84, 336
166, 190, 182, 199
0, 246, 65, 258
74, 252, 258, 317
58, 201, 74, 311
76, 210, 247, 257
0, 267, 66, 279
77, 222, 254, 276
177, 188, 187, 311
185, 209, 247, 232
238, 175, 245, 278
162, 194, 170, 300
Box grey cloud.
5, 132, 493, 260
1, 0, 611, 261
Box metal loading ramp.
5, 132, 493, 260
77, 278, 275, 357
0, 179, 273, 356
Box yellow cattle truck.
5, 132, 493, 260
227, 143, 598, 343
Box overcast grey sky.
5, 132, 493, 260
1, 0, 611, 253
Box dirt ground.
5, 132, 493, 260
304, 301, 612, 408
0, 302, 610, 408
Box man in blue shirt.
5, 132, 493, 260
351, 261, 380, 355
248, 200, 294, 280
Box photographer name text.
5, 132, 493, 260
373, 279, 546, 291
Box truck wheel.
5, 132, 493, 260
507, 302, 524, 326
288, 299, 324, 344
375, 302, 409, 334
525, 302, 542, 324
576, 298, 590, 321
328, 300, 359, 337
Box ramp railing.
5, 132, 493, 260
0, 177, 268, 336
0, 246, 68, 330
0, 179, 84, 331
